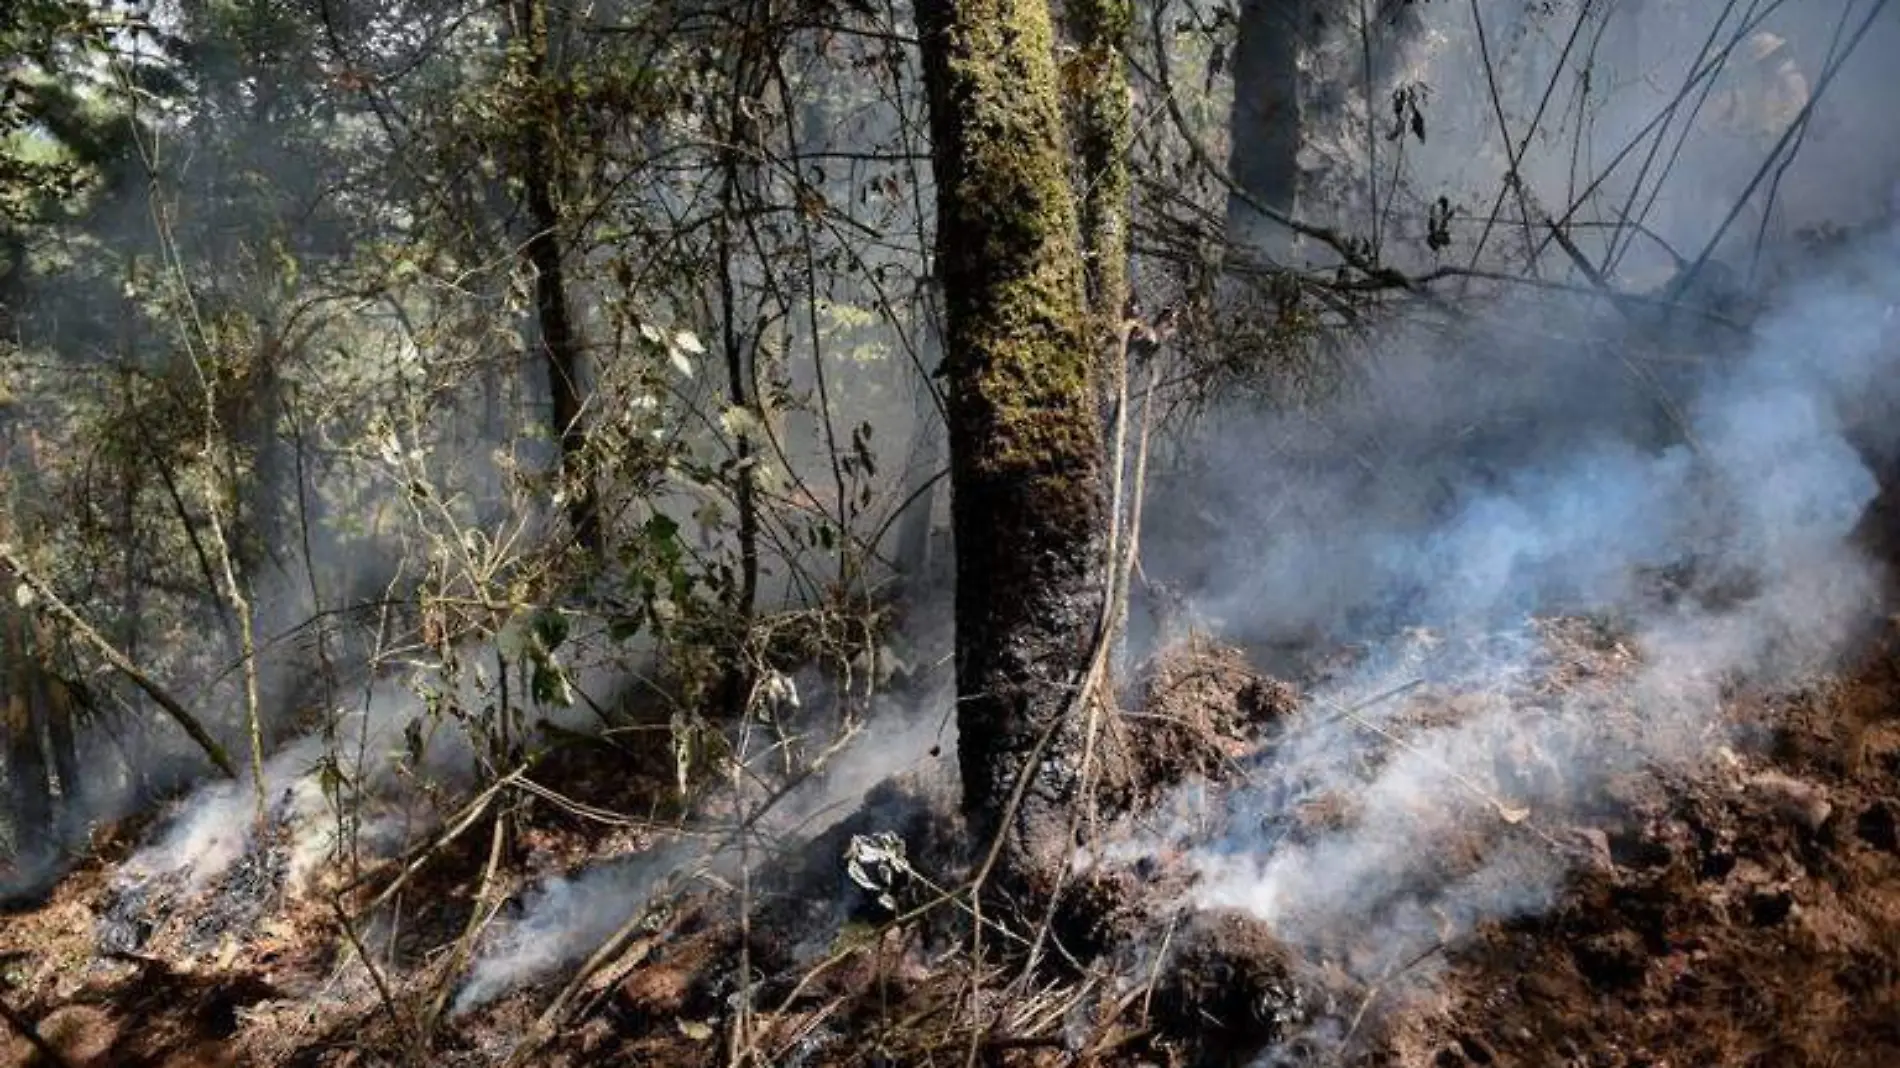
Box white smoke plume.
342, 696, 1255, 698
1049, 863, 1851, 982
1127, 215, 1900, 1048
119, 626, 641, 899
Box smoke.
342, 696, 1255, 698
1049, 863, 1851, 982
1139, 10, 1900, 1011
1274, 0, 1900, 280
1128, 207, 1900, 1054
449, 675, 952, 1014
116, 624, 653, 906
447, 844, 693, 1016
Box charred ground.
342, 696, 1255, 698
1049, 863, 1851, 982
2, 596, 1898, 1066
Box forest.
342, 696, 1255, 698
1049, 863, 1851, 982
3, 0, 1900, 1064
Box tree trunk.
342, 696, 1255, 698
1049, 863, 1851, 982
43, 675, 82, 829
515, 0, 598, 554
2, 614, 51, 864
1226, 0, 1423, 260
710, 0, 771, 721
1068, 0, 1134, 327
1227, 0, 1307, 259
30, 616, 84, 832
916, 0, 1111, 888
892, 272, 948, 591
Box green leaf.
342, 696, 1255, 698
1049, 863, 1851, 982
531, 608, 569, 652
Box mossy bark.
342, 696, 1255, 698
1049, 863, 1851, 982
1066, 0, 1134, 327
916, 0, 1110, 887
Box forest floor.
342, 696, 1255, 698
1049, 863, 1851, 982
3, 609, 1900, 1067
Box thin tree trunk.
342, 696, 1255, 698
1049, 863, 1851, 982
916, 0, 1111, 889
892, 286, 946, 588
711, 0, 772, 720
516, 0, 598, 554
3, 614, 51, 863
42, 673, 83, 829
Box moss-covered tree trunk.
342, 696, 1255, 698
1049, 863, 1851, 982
1067, 0, 1134, 327
916, 0, 1110, 887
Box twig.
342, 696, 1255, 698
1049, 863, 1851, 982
1341, 940, 1444, 1050
0, 545, 237, 777
328, 894, 422, 1056
426, 803, 511, 1029
1670, 0, 1891, 305
347, 768, 518, 914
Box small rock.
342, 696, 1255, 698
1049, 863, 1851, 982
1748, 771, 1833, 832
1519, 969, 1570, 1004
1572, 828, 1614, 874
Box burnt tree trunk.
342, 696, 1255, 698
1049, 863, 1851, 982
1226, 0, 1426, 260
916, 0, 1111, 888
514, 0, 597, 554
28, 616, 84, 832
1227, 0, 1308, 258
42, 674, 81, 829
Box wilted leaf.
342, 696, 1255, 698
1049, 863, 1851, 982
1496, 803, 1530, 824
719, 405, 760, 439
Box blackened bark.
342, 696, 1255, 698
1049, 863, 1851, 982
916, 0, 1110, 888
42, 676, 81, 825
1226, 0, 1425, 257
1226, 0, 1308, 256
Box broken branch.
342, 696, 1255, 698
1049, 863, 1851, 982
0, 545, 237, 778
